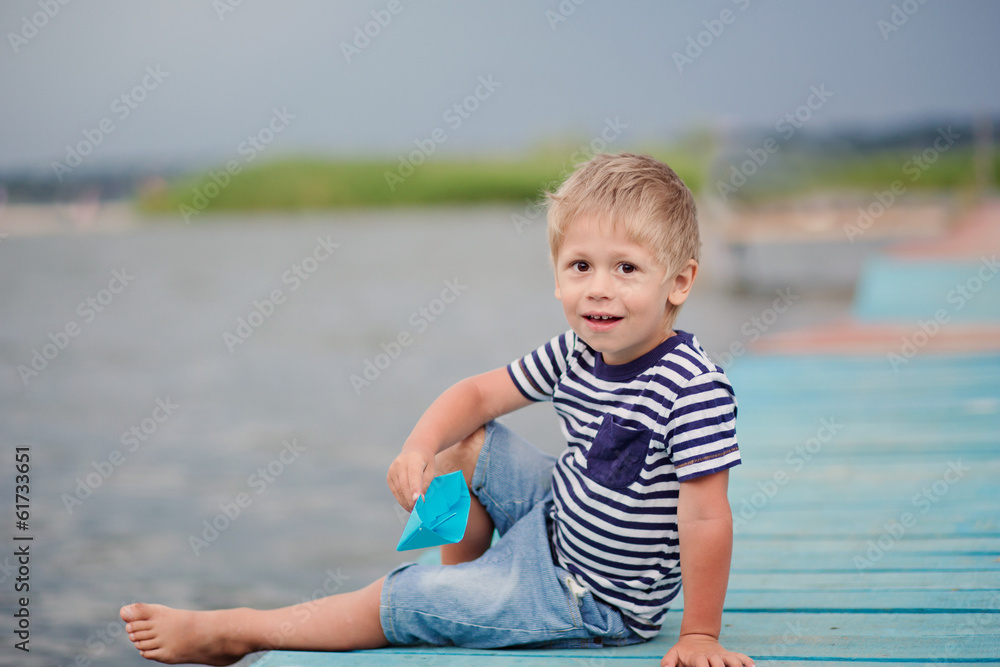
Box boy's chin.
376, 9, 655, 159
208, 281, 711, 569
569, 326, 603, 349
572, 330, 620, 358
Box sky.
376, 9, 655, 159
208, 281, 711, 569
1, 0, 999, 174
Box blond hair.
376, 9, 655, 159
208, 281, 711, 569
546, 153, 700, 277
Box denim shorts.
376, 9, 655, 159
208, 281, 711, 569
379, 420, 643, 649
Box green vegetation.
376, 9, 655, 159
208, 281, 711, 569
138, 141, 997, 215
715, 146, 999, 203
137, 149, 708, 215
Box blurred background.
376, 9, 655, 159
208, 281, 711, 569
0, 1, 998, 664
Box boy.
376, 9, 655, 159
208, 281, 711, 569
121, 153, 754, 667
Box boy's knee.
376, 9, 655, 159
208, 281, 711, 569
437, 425, 486, 485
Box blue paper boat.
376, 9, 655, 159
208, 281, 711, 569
396, 470, 471, 551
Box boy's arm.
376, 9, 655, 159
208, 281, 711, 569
387, 366, 531, 510
662, 470, 754, 667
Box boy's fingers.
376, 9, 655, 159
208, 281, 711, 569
386, 469, 400, 504
407, 459, 427, 509
390, 461, 416, 510
388, 465, 409, 508
728, 653, 754, 667
422, 463, 436, 498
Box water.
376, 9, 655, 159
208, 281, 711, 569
0, 204, 852, 665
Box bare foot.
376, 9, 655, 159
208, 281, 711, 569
120, 603, 257, 665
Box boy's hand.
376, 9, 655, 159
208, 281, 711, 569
661, 633, 754, 667
387, 450, 436, 512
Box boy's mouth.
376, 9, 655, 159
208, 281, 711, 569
583, 314, 623, 331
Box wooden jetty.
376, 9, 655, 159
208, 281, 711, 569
252, 200, 1000, 665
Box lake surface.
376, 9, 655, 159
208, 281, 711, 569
0, 204, 853, 666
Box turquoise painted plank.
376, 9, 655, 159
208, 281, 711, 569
729, 551, 998, 572
253, 655, 998, 667
729, 512, 999, 536
732, 552, 1000, 572
738, 414, 998, 438
725, 570, 1000, 590
734, 440, 999, 459
737, 431, 1000, 449
730, 374, 1000, 397
727, 482, 997, 505
732, 373, 1000, 396
729, 470, 998, 498
736, 426, 1000, 444
731, 455, 996, 471
251, 611, 998, 665
710, 589, 1000, 611
737, 414, 999, 434
737, 421, 1000, 442
726, 498, 999, 520
728, 352, 1000, 378
852, 256, 1000, 323
726, 536, 1000, 554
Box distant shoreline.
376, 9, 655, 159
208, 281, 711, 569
0, 196, 958, 252
0, 202, 140, 237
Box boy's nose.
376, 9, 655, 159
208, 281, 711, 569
585, 271, 613, 299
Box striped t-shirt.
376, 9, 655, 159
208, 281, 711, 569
506, 329, 740, 638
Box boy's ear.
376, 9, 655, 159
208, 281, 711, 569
667, 260, 698, 306
553, 273, 562, 301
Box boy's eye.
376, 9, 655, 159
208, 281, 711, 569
620, 263, 636, 274
572, 261, 589, 272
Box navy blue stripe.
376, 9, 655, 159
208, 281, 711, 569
506, 365, 538, 401
672, 428, 737, 456
553, 469, 680, 543
569, 566, 680, 611
555, 522, 679, 576
554, 464, 680, 516
565, 558, 681, 604
554, 503, 680, 559
671, 391, 736, 421
528, 348, 556, 391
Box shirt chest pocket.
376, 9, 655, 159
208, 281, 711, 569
584, 414, 652, 489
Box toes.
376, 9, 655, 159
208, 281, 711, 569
134, 637, 161, 651
126, 619, 153, 634
138, 648, 177, 665
121, 602, 154, 622
130, 629, 156, 642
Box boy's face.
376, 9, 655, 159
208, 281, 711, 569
553, 215, 695, 365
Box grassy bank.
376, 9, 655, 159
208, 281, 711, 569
138, 144, 996, 215
712, 146, 998, 203
138, 150, 707, 215
137, 150, 709, 215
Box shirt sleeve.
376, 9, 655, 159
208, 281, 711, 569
665, 370, 741, 481
506, 330, 576, 402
